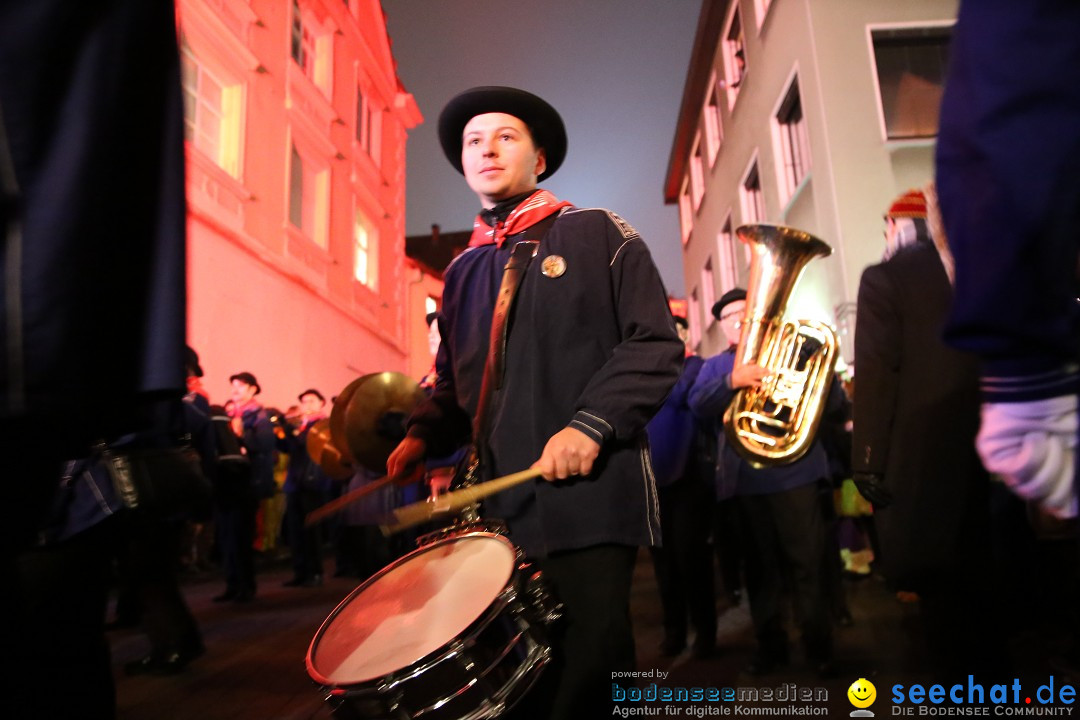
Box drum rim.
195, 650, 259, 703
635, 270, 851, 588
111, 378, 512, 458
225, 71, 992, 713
305, 531, 520, 687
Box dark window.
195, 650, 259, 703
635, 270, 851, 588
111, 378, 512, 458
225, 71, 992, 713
291, 0, 307, 70
289, 145, 303, 228
872, 26, 952, 139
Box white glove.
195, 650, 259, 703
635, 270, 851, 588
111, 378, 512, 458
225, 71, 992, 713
977, 395, 1077, 518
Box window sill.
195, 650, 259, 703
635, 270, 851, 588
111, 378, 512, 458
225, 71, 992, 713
780, 172, 812, 220
283, 222, 332, 276
287, 61, 337, 132
883, 136, 936, 150
186, 145, 252, 231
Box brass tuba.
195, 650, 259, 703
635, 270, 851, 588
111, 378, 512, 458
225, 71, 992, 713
724, 224, 838, 467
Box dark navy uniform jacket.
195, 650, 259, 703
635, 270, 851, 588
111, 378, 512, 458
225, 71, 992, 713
936, 0, 1080, 402
407, 204, 683, 558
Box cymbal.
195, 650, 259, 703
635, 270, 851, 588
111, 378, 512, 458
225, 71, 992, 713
328, 376, 368, 465
331, 372, 426, 474
305, 418, 353, 481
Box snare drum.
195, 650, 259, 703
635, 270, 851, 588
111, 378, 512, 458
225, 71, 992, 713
307, 531, 557, 719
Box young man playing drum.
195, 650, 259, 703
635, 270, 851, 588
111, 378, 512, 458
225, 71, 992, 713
388, 86, 682, 719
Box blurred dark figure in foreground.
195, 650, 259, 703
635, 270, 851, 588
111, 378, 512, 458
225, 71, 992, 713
936, 0, 1079, 520
936, 0, 1080, 673
853, 187, 1004, 682
0, 0, 187, 716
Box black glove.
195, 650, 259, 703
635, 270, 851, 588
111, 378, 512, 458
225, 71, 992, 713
852, 472, 893, 509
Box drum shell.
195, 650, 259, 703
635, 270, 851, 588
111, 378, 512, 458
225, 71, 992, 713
307, 532, 555, 720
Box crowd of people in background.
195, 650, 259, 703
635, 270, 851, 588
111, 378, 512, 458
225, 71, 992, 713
104, 359, 439, 677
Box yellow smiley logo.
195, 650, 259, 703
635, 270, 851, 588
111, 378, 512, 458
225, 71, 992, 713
848, 678, 877, 709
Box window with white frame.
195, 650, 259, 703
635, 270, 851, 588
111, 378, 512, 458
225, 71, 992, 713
288, 143, 329, 247
291, 0, 314, 77
774, 75, 811, 202
871, 25, 952, 140
690, 133, 705, 211
291, 0, 332, 95
722, 6, 746, 108
679, 177, 693, 245
741, 159, 765, 225
716, 215, 739, 292
353, 209, 378, 289
701, 258, 716, 325
180, 36, 242, 177
688, 287, 701, 349
703, 75, 722, 165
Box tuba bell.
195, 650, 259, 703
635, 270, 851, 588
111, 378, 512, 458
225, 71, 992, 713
724, 224, 839, 467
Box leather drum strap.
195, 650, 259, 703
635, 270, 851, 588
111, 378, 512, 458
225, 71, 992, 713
472, 239, 538, 449
471, 211, 560, 461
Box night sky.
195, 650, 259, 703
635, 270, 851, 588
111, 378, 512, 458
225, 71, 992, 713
382, 0, 703, 295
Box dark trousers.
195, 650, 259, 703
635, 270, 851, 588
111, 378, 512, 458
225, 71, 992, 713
739, 482, 832, 663
7, 519, 117, 719
713, 495, 745, 597
121, 512, 201, 656
283, 489, 325, 581
509, 544, 637, 720
338, 524, 394, 581
215, 493, 258, 596
649, 479, 716, 647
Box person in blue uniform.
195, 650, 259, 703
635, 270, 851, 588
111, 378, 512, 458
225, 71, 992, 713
278, 388, 330, 588
214, 371, 275, 603
387, 86, 682, 720
646, 315, 718, 659
690, 288, 844, 678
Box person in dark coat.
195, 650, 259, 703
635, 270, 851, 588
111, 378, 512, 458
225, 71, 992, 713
387, 86, 682, 720
852, 187, 1005, 681
278, 388, 330, 587
214, 371, 275, 603
647, 316, 718, 659
1, 1, 187, 715
935, 0, 1079, 522
935, 0, 1080, 673
690, 288, 844, 678
121, 348, 209, 676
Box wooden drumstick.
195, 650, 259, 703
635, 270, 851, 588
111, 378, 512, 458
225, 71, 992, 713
379, 467, 543, 535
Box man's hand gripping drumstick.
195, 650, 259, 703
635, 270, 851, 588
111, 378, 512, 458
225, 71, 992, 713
378, 427, 601, 534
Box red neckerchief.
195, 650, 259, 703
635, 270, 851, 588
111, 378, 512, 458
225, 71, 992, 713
468, 189, 571, 248
231, 399, 261, 418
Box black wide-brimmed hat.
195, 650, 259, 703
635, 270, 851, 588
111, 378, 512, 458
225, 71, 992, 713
298, 388, 325, 403
711, 288, 747, 321
438, 86, 567, 182
229, 371, 261, 395
184, 345, 204, 378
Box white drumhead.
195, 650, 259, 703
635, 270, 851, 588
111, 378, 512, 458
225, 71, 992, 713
309, 533, 516, 684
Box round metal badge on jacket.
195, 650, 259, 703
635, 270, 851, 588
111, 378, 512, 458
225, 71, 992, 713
541, 255, 567, 278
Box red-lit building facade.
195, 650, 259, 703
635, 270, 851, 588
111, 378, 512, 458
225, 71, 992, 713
177, 0, 424, 409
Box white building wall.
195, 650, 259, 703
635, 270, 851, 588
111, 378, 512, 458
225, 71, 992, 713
678, 0, 957, 362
